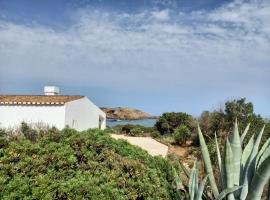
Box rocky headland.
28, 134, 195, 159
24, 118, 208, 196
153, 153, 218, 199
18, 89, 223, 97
100, 107, 157, 120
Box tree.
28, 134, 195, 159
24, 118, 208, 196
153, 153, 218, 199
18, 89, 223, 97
224, 98, 254, 130
198, 98, 268, 145
199, 110, 226, 140
155, 112, 195, 135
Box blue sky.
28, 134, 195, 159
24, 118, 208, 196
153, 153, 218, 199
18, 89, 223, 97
0, 0, 269, 117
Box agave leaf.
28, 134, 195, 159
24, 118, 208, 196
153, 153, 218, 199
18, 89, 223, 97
239, 127, 265, 200
225, 138, 236, 200
256, 136, 270, 169
246, 156, 270, 200
243, 125, 266, 181
172, 166, 185, 190
254, 125, 265, 153
189, 161, 197, 200
215, 186, 242, 200
198, 125, 219, 198
172, 166, 185, 200
241, 135, 254, 168
240, 135, 254, 183
244, 126, 266, 174
215, 132, 225, 189
240, 144, 257, 200
195, 175, 208, 200
257, 143, 270, 169
240, 123, 250, 145
179, 161, 191, 178
215, 133, 222, 170
195, 165, 199, 193
230, 119, 242, 186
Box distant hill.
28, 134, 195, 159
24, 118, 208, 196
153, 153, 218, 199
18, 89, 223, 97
101, 107, 156, 120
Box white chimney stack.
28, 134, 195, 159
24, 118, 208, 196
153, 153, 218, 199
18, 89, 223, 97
44, 86, 59, 96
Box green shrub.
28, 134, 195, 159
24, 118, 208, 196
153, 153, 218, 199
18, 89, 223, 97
0, 137, 8, 148
20, 122, 38, 142
46, 126, 63, 142
0, 128, 175, 199
155, 112, 195, 135
150, 130, 161, 138
206, 138, 218, 165
173, 125, 191, 145
140, 126, 156, 133
109, 124, 157, 137
130, 127, 143, 136
121, 124, 138, 134
107, 124, 123, 133
0, 129, 6, 137
0, 129, 7, 148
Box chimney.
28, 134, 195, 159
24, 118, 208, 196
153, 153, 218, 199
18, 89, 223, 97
44, 86, 59, 96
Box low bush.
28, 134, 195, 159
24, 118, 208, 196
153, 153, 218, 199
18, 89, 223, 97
121, 124, 139, 134
173, 125, 191, 145
109, 124, 156, 137
20, 122, 38, 142
0, 128, 6, 137
0, 127, 176, 199
150, 130, 161, 138
0, 136, 7, 148
129, 127, 142, 136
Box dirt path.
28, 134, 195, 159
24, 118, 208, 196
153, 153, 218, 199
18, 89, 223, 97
111, 134, 168, 157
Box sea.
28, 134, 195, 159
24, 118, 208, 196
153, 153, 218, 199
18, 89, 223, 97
106, 119, 156, 127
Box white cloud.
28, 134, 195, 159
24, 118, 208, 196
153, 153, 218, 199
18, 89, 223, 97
0, 0, 269, 94
151, 9, 170, 21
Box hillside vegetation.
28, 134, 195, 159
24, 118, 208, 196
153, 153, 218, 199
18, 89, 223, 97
0, 126, 176, 200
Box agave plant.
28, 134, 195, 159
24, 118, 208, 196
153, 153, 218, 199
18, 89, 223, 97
173, 161, 240, 200
188, 161, 209, 200
172, 161, 208, 200
197, 120, 270, 200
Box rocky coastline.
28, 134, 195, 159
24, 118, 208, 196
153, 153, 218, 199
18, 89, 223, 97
100, 107, 157, 120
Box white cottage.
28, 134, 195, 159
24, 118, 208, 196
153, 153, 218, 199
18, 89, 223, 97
0, 86, 106, 131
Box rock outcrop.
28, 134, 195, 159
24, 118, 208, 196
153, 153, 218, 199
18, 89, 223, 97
100, 107, 155, 120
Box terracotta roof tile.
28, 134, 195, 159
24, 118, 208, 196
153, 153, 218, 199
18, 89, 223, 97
0, 95, 84, 105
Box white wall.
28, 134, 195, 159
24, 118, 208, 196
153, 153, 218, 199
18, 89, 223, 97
0, 105, 65, 129
65, 97, 106, 131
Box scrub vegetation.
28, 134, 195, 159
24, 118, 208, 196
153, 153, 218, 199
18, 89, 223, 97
1, 98, 270, 199
0, 125, 178, 200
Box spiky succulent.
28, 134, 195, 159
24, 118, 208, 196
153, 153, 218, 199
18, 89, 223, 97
197, 120, 270, 200
174, 120, 270, 200
172, 161, 209, 200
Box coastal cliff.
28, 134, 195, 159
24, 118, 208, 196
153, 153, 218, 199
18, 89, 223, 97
100, 107, 155, 120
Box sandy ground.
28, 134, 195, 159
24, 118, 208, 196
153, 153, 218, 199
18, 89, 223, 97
111, 134, 168, 157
